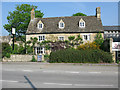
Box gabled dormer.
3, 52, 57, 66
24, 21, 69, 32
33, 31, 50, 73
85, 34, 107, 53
37, 20, 44, 29
79, 18, 85, 28
59, 19, 65, 29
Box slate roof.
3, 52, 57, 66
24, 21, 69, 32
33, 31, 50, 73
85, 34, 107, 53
103, 26, 120, 31
26, 16, 104, 34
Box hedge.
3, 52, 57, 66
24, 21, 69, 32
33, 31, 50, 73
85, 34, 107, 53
49, 49, 113, 63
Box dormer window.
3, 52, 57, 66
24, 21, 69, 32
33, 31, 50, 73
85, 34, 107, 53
37, 20, 44, 29
79, 18, 85, 28
39, 23, 43, 29
59, 19, 65, 29
60, 23, 64, 28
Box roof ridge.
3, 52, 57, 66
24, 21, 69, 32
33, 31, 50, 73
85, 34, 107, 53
37, 16, 96, 19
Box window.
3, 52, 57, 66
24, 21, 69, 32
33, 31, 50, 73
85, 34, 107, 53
36, 47, 45, 54
80, 22, 85, 27
39, 36, 45, 41
39, 23, 43, 29
60, 23, 64, 28
79, 18, 85, 28
37, 20, 44, 29
58, 36, 64, 41
59, 19, 65, 29
83, 35, 88, 40
82, 34, 90, 41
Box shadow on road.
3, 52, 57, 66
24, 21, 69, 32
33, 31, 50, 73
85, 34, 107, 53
24, 75, 37, 90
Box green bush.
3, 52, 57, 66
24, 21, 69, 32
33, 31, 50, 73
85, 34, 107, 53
26, 45, 33, 54
6, 53, 11, 58
31, 56, 37, 62
2, 43, 12, 58
18, 45, 25, 54
49, 49, 113, 63
12, 44, 19, 54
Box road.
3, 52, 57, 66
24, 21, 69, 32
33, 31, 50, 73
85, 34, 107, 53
1, 62, 118, 88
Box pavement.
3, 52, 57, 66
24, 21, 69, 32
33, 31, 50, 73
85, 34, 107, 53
1, 62, 119, 88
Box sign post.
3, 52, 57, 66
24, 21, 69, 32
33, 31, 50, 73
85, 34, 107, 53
12, 28, 15, 50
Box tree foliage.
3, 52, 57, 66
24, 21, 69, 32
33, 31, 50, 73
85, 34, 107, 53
3, 4, 44, 41
73, 12, 87, 16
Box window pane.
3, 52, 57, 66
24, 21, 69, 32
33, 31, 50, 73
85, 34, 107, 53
39, 36, 45, 41
59, 37, 64, 41
80, 22, 85, 27
60, 23, 64, 27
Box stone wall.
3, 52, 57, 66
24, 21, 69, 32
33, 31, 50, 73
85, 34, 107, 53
3, 55, 33, 62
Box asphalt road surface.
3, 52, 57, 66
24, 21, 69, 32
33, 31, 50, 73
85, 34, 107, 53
1, 62, 118, 88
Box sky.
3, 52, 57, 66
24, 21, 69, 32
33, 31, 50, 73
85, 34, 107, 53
1, 2, 118, 36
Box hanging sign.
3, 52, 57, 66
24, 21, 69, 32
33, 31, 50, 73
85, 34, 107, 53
112, 42, 120, 51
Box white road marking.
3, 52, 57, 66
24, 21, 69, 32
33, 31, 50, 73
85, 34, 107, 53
44, 83, 72, 86
44, 82, 113, 87
22, 70, 33, 72
88, 72, 101, 74
0, 80, 19, 83
3, 69, 16, 71
74, 84, 113, 87
43, 70, 56, 73
43, 70, 103, 74
66, 71, 79, 74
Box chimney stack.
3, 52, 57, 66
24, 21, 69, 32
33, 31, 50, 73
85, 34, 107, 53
96, 7, 101, 19
31, 8, 35, 20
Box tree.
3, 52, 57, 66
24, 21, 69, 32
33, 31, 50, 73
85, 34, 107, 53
3, 4, 44, 41
72, 12, 87, 16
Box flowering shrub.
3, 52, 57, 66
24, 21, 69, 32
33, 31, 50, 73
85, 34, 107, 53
77, 42, 99, 50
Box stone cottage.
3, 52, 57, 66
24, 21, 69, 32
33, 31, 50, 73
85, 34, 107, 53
26, 7, 104, 55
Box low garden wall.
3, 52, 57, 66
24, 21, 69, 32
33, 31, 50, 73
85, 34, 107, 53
3, 55, 33, 62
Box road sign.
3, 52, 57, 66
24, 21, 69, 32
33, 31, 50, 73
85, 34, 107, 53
37, 55, 42, 62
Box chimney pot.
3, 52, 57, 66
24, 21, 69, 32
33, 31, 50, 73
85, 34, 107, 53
31, 8, 35, 20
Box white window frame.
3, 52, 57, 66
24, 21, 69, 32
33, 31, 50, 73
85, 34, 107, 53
81, 34, 90, 41
79, 22, 85, 28
38, 23, 43, 29
36, 47, 45, 54
79, 18, 85, 28
58, 36, 65, 41
59, 22, 64, 29
39, 35, 45, 42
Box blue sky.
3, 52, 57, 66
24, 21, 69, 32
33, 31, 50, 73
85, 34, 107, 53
2, 2, 118, 36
